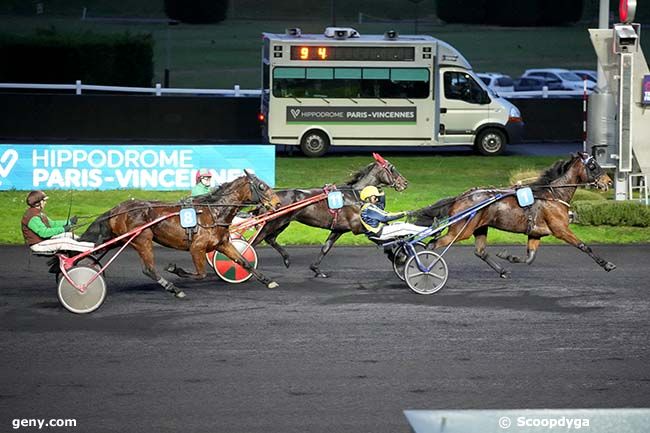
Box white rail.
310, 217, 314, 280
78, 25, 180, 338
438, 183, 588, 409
0, 81, 261, 97
0, 81, 590, 99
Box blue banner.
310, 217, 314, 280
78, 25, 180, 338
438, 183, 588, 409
0, 144, 275, 190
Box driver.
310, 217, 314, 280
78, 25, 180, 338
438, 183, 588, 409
359, 186, 426, 241
191, 168, 215, 196
21, 190, 94, 254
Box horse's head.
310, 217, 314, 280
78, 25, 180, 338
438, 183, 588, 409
243, 170, 281, 210
575, 152, 612, 191
370, 153, 408, 192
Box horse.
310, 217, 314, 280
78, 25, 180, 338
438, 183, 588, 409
80, 172, 281, 298
409, 152, 615, 277
250, 153, 409, 278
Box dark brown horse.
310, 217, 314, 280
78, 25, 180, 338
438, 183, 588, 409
410, 152, 615, 277
252, 153, 409, 277
80, 172, 281, 298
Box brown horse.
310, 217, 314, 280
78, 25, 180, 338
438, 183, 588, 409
410, 152, 615, 277
80, 172, 281, 298
251, 153, 409, 277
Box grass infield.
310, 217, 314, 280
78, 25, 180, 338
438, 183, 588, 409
2, 155, 648, 246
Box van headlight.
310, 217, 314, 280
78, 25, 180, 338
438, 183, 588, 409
508, 106, 522, 123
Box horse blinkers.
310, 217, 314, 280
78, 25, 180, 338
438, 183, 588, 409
580, 154, 611, 189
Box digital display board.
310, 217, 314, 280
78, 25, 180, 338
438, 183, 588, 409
290, 46, 415, 61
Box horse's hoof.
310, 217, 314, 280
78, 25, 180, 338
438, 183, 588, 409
500, 270, 511, 279
604, 262, 616, 272
283, 259, 290, 269
314, 272, 328, 278
175, 290, 187, 299
267, 281, 279, 289
166, 263, 176, 273
496, 250, 509, 260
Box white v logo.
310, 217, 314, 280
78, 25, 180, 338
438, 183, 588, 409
0, 149, 18, 178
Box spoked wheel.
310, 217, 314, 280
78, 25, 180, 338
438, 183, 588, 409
57, 266, 107, 314
392, 242, 426, 281
55, 255, 103, 283
212, 238, 258, 284
404, 251, 448, 295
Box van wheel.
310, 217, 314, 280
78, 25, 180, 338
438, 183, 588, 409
475, 128, 506, 156
300, 131, 330, 157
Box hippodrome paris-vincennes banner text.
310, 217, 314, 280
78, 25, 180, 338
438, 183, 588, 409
0, 144, 275, 190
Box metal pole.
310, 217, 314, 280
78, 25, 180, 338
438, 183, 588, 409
597, 0, 610, 88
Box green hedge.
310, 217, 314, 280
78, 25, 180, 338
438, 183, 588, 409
573, 201, 650, 227
0, 30, 153, 86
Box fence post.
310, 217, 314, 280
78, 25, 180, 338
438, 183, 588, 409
542, 86, 548, 98
234, 84, 240, 97
75, 80, 82, 95
155, 83, 162, 96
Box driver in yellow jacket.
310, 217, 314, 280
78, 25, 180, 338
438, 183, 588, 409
359, 186, 426, 241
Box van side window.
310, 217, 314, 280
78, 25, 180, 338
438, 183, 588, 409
272, 67, 429, 99
443, 71, 484, 104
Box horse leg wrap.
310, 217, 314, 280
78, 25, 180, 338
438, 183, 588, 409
475, 250, 511, 278
158, 277, 176, 292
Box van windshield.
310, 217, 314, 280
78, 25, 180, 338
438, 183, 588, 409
559, 72, 583, 82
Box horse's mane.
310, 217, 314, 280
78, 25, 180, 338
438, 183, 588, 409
343, 162, 375, 186
193, 176, 246, 204
529, 157, 576, 187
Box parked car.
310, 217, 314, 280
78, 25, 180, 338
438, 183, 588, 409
522, 68, 596, 91
513, 76, 562, 92
571, 69, 597, 83
476, 73, 515, 94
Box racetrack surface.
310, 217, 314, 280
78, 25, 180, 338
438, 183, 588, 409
1, 244, 649, 432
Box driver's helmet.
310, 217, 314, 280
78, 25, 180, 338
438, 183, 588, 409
26, 190, 48, 207
360, 186, 386, 209
195, 168, 212, 184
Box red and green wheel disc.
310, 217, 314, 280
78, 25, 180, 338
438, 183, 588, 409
212, 238, 258, 283
205, 233, 244, 269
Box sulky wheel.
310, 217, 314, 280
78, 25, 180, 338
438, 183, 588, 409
212, 238, 258, 284
404, 251, 448, 295
57, 266, 107, 314
206, 233, 244, 269
392, 242, 426, 281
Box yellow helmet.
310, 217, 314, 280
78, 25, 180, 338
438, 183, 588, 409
360, 185, 384, 201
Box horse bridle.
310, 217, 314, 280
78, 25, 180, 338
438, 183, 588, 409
580, 153, 605, 183
243, 171, 275, 210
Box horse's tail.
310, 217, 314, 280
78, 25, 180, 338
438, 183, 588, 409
408, 196, 456, 226
79, 210, 114, 244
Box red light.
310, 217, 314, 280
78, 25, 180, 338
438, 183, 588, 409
257, 113, 265, 122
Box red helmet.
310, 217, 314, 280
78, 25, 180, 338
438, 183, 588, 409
195, 168, 212, 184
26, 190, 48, 207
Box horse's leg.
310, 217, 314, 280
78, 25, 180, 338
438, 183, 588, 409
548, 223, 616, 272
166, 246, 209, 280
265, 234, 291, 268
472, 226, 511, 279
130, 235, 186, 299
497, 237, 540, 265
310, 232, 343, 278
216, 241, 279, 289
255, 221, 292, 268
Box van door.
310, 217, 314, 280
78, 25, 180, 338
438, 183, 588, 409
439, 70, 489, 145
